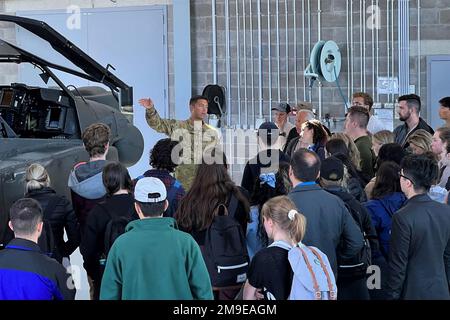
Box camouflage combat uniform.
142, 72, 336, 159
145, 107, 220, 190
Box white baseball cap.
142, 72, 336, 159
134, 177, 167, 203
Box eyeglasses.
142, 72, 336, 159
398, 171, 415, 185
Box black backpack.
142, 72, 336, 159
339, 201, 372, 277
37, 195, 58, 258
202, 196, 249, 288
101, 204, 133, 257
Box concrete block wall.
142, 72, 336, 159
2, 0, 450, 184
2, 0, 450, 123
190, 0, 450, 126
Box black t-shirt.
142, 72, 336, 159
247, 246, 293, 300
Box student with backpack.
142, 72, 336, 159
175, 152, 250, 299
243, 196, 337, 300
134, 138, 185, 217
100, 177, 213, 300
25, 163, 80, 264
319, 156, 378, 300
364, 161, 406, 300
81, 162, 136, 300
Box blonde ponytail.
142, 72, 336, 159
25, 163, 50, 193
261, 196, 307, 244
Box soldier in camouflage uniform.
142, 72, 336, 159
139, 96, 220, 190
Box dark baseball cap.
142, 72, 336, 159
257, 121, 279, 145
272, 102, 291, 113
258, 121, 278, 132
320, 156, 344, 181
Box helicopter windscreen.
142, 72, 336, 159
0, 63, 79, 140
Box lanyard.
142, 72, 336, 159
295, 181, 317, 188
5, 244, 51, 257
5, 245, 37, 252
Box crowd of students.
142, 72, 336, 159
0, 93, 450, 300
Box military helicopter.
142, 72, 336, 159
0, 15, 144, 242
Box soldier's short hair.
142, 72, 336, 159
189, 95, 209, 106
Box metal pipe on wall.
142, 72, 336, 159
376, 0, 380, 101
346, 0, 350, 102
276, 0, 281, 102
407, 0, 410, 94
398, 0, 402, 94
236, 0, 241, 126
302, 0, 306, 100
318, 0, 322, 120
225, 0, 232, 126
293, 0, 298, 105
392, 0, 395, 101
257, 0, 263, 120
371, 0, 375, 99
418, 0, 421, 97
362, 0, 366, 92
249, 0, 255, 127
359, 0, 363, 92
243, 1, 248, 126
267, 0, 273, 121
387, 0, 391, 103
212, 0, 217, 84
350, 0, 354, 95
308, 0, 312, 102
398, 0, 410, 95
285, 0, 289, 103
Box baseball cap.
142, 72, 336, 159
296, 101, 314, 110
320, 156, 344, 181
257, 121, 279, 145
258, 121, 279, 136
272, 102, 291, 113
134, 177, 167, 203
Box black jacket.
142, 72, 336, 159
325, 186, 379, 275
394, 117, 434, 148
26, 187, 80, 263
284, 128, 299, 154
80, 194, 137, 284
0, 238, 75, 300
241, 149, 290, 196
387, 194, 450, 300
285, 137, 300, 159
288, 183, 365, 276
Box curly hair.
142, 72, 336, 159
82, 123, 111, 158
150, 138, 180, 172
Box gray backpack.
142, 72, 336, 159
272, 241, 337, 300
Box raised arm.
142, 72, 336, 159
139, 98, 179, 136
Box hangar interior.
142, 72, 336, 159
1, 0, 450, 299
1, 0, 450, 181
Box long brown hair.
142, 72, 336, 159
175, 161, 250, 232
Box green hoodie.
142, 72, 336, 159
100, 217, 213, 300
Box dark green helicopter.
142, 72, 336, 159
0, 15, 144, 243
